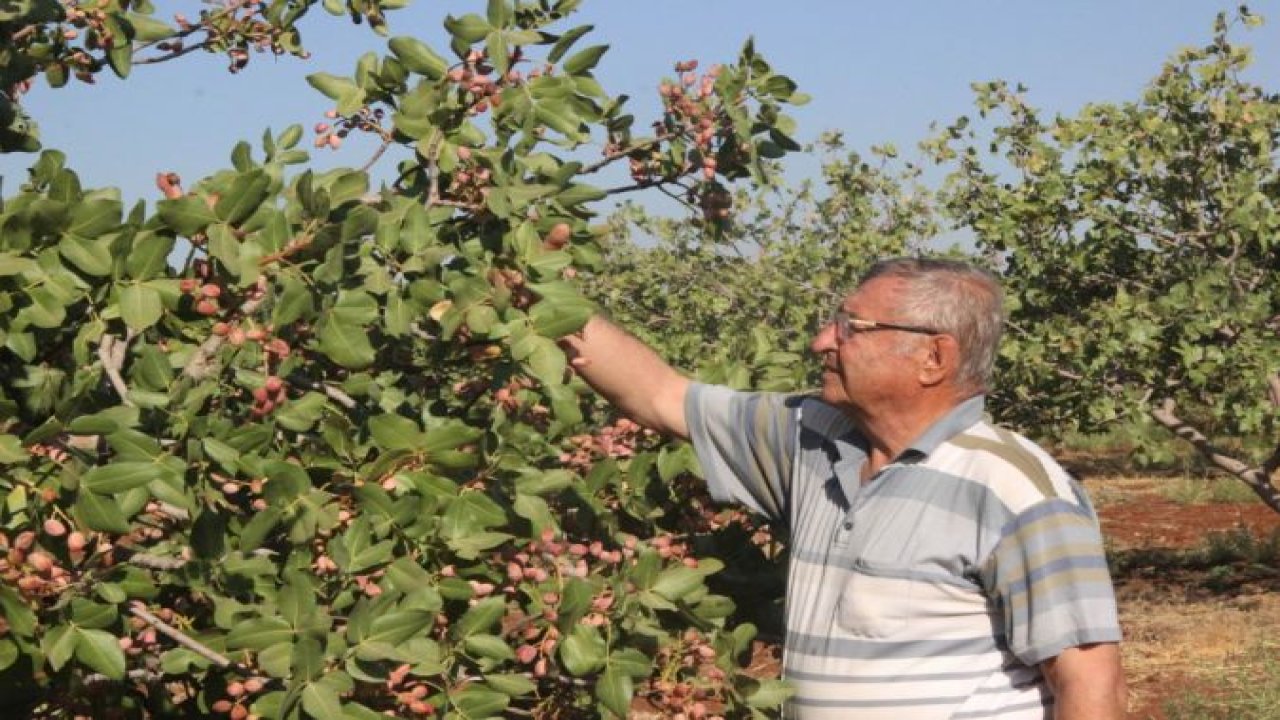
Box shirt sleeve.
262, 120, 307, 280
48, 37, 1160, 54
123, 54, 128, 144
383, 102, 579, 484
683, 382, 799, 526
982, 498, 1123, 666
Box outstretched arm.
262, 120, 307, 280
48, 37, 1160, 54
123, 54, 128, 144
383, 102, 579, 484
561, 315, 691, 440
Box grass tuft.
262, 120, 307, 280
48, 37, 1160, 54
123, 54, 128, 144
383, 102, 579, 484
1162, 641, 1280, 719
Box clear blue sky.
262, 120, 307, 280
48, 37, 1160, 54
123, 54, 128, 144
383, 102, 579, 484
3, 1, 1276, 206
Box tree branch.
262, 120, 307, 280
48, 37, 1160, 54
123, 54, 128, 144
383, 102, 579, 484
98, 331, 138, 407
133, 40, 214, 66
180, 287, 268, 382
359, 138, 394, 174
579, 135, 666, 176
1150, 398, 1280, 513
128, 602, 248, 673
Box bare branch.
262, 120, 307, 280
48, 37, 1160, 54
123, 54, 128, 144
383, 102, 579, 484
129, 602, 248, 673
133, 40, 214, 66
287, 375, 358, 410
359, 138, 394, 174
98, 331, 138, 407
128, 554, 188, 571
580, 135, 666, 176
1150, 398, 1280, 513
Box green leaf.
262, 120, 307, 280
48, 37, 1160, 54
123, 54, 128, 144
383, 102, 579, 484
275, 392, 328, 433
650, 565, 706, 602
561, 44, 608, 75
106, 41, 132, 79
597, 666, 633, 718
125, 232, 175, 280
449, 687, 509, 717
455, 597, 505, 637
58, 235, 113, 276
70, 599, 117, 630
0, 639, 18, 671
743, 677, 796, 708
444, 13, 491, 42
486, 31, 510, 76
318, 318, 375, 369
547, 25, 592, 64
302, 682, 345, 719
81, 461, 164, 494
307, 73, 359, 101
422, 420, 482, 454
368, 414, 425, 451
273, 275, 315, 327
119, 283, 163, 330
43, 624, 79, 671
226, 617, 294, 650
388, 36, 448, 80
366, 610, 434, 645
514, 469, 575, 496
525, 336, 567, 385
68, 199, 122, 238
156, 196, 218, 236
73, 490, 131, 533
529, 296, 593, 338
0, 586, 36, 637
463, 633, 514, 662
555, 184, 605, 209
214, 170, 271, 225
0, 435, 29, 464
292, 636, 325, 681
125, 12, 175, 42
75, 628, 126, 679
559, 624, 606, 676
484, 673, 536, 697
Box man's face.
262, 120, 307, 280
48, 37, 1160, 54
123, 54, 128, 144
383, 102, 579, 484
810, 277, 924, 413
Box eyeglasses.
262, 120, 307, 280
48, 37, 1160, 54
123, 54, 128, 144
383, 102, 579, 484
830, 309, 939, 343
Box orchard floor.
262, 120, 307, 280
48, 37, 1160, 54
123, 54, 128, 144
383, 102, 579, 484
1083, 474, 1280, 719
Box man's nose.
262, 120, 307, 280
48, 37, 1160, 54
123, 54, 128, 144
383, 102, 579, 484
811, 322, 837, 354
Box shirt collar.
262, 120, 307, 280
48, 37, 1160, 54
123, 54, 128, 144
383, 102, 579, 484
902, 394, 986, 459
827, 394, 986, 470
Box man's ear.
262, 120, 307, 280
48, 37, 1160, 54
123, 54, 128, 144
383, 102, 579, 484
919, 334, 960, 387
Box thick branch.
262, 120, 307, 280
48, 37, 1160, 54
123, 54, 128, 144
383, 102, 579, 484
98, 331, 138, 406
1263, 374, 1280, 482
1150, 398, 1280, 513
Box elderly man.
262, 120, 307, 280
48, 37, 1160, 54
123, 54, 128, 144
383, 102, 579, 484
564, 257, 1126, 719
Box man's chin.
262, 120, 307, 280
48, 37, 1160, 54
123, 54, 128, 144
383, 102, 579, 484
817, 381, 846, 407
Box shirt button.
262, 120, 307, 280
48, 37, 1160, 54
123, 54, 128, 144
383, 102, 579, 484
843, 522, 853, 530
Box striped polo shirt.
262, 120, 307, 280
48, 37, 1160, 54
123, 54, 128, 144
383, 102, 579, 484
685, 384, 1121, 719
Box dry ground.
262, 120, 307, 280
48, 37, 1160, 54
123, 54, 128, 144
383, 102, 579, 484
1084, 474, 1280, 719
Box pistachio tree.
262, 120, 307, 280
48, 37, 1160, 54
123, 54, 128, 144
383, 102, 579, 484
924, 9, 1280, 510
0, 1, 807, 717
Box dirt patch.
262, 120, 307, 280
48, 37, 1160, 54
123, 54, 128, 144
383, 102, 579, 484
1084, 475, 1280, 719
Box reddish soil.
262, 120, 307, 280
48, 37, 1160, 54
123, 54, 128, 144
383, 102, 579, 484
1085, 475, 1280, 719
1093, 484, 1280, 550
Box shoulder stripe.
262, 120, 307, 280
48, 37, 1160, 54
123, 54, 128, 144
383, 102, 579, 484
949, 428, 1057, 499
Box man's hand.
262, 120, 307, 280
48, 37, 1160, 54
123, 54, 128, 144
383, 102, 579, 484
1041, 642, 1126, 719
560, 315, 690, 439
